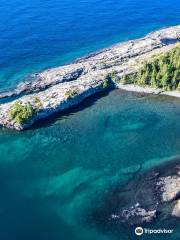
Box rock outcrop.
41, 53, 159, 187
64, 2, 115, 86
0, 25, 180, 130
172, 200, 180, 217
157, 175, 180, 202
93, 158, 180, 227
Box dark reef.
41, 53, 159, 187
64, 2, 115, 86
91, 158, 180, 233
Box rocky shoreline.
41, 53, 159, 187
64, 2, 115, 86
0, 25, 179, 130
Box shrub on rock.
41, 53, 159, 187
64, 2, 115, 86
9, 101, 35, 124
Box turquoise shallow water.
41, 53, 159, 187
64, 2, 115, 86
0, 90, 180, 240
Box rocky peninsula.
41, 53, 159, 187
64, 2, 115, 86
0, 25, 179, 130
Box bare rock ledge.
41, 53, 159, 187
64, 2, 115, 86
0, 25, 180, 130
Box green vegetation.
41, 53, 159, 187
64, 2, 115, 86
109, 71, 117, 81
32, 96, 42, 109
102, 79, 109, 89
65, 88, 78, 99
9, 101, 35, 124
121, 45, 180, 91
106, 71, 117, 81
9, 96, 43, 125
102, 71, 117, 89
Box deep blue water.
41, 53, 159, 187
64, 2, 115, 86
0, 1, 180, 240
0, 0, 180, 91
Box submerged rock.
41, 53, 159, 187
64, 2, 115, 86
92, 158, 180, 227
120, 205, 157, 225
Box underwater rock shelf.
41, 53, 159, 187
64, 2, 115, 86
93, 158, 180, 227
